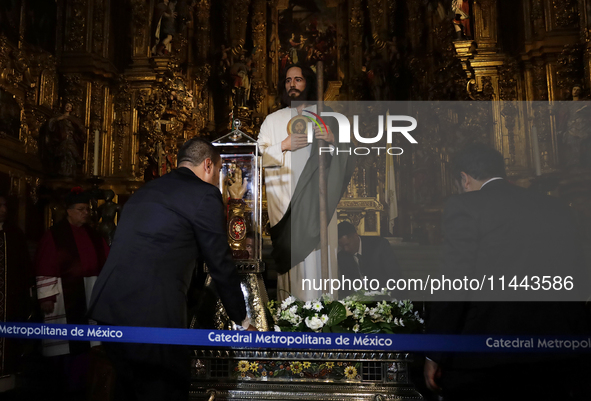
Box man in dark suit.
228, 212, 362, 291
337, 221, 401, 297
89, 138, 256, 401
424, 143, 591, 401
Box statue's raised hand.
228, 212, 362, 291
227, 168, 248, 199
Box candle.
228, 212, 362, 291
93, 130, 100, 176
531, 126, 542, 176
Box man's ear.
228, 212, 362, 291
203, 158, 213, 173
460, 172, 470, 191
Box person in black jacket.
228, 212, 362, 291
89, 138, 256, 401
0, 194, 34, 389
424, 143, 591, 401
337, 221, 402, 298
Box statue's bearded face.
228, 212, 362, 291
284, 67, 308, 102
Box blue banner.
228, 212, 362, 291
1, 322, 590, 353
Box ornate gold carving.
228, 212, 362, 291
131, 0, 149, 28
194, 0, 211, 62
192, 64, 211, 133
532, 62, 549, 100
498, 60, 519, 101
196, 0, 211, 17
8, 171, 23, 198
135, 68, 197, 180
324, 81, 342, 101
531, 0, 545, 35
0, 36, 34, 89
61, 74, 85, 110
65, 0, 87, 52
130, 0, 149, 53
349, 0, 364, 97
25, 176, 41, 204
407, 0, 423, 51
11, 48, 32, 87
93, 0, 106, 55
453, 40, 477, 80
250, 80, 266, 109
478, 0, 495, 8
0, 33, 7, 61
553, 0, 579, 28
24, 107, 46, 155
556, 44, 584, 99
368, 0, 387, 49
468, 76, 495, 100
350, 5, 363, 29
230, 0, 249, 55
501, 101, 518, 166
40, 69, 57, 108
90, 81, 104, 130
136, 89, 166, 180
251, 0, 266, 81
90, 81, 104, 174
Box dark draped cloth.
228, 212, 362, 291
270, 113, 355, 274
0, 224, 33, 376
35, 219, 108, 355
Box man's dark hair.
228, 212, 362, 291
279, 64, 318, 107
338, 221, 357, 238
451, 143, 506, 182
177, 137, 220, 166
245, 230, 258, 240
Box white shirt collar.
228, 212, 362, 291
480, 177, 503, 189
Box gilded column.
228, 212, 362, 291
251, 0, 267, 114
63, 0, 87, 52
229, 0, 250, 57
348, 0, 363, 99
367, 0, 388, 49
128, 0, 152, 76
111, 79, 132, 177
577, 0, 591, 87
194, 0, 211, 63
193, 0, 212, 132
92, 0, 109, 58
465, 0, 503, 163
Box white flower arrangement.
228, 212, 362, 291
267, 290, 424, 334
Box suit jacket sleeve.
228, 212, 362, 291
426, 195, 478, 363
191, 190, 247, 324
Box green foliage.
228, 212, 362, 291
268, 291, 424, 334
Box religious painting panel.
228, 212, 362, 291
278, 0, 338, 81
0, 89, 21, 140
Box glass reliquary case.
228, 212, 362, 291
212, 120, 262, 269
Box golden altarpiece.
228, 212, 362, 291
2, 0, 591, 398
2, 0, 591, 244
